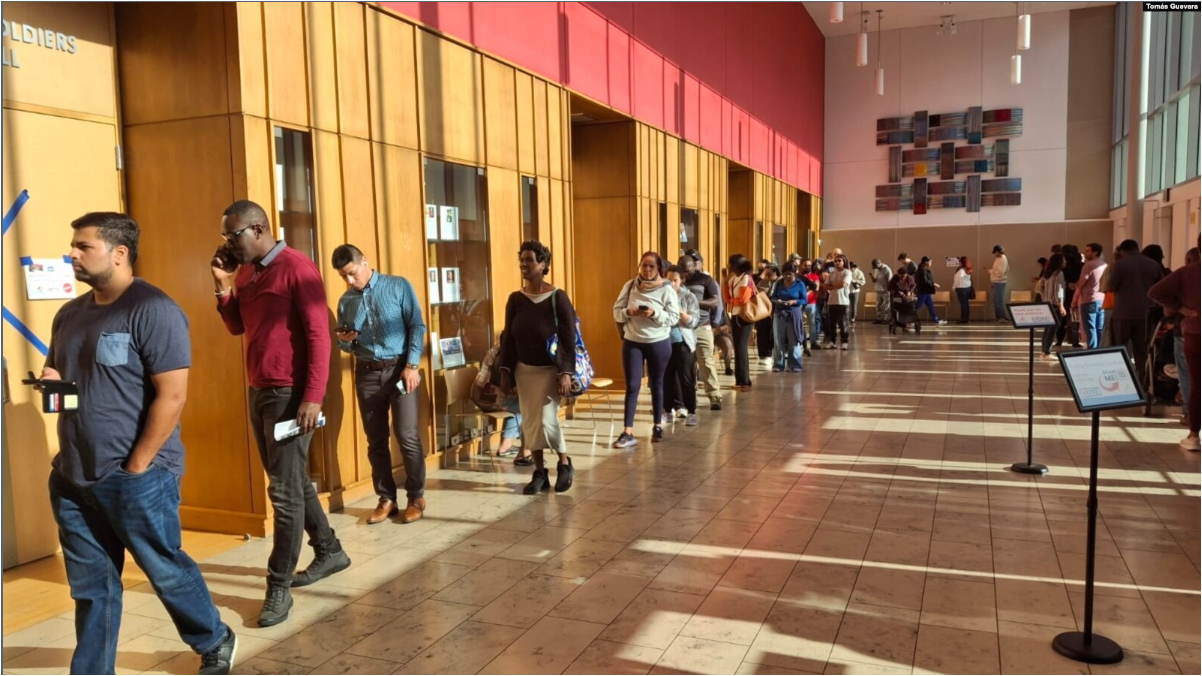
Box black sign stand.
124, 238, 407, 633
1051, 346, 1146, 665
1006, 303, 1057, 475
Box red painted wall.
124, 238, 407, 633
379, 1, 824, 195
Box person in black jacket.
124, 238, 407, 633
915, 256, 947, 325
1059, 244, 1084, 347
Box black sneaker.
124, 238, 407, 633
291, 548, 351, 587
710, 401, 722, 411
612, 432, 637, 449
524, 468, 551, 494
199, 627, 237, 675
554, 458, 574, 493
258, 585, 293, 627
724, 368, 734, 376
652, 426, 664, 443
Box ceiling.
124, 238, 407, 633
803, 1, 1114, 37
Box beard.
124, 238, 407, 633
74, 265, 113, 288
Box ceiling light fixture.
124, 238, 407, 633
856, 5, 869, 66
1017, 1, 1031, 50
1011, 3, 1022, 84
875, 10, 885, 96
937, 15, 957, 36
830, 2, 844, 24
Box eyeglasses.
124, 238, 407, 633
221, 224, 259, 243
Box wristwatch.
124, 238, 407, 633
405, 363, 420, 371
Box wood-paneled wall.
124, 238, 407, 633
726, 168, 809, 273
118, 1, 576, 535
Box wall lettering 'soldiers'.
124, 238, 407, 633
1, 20, 78, 68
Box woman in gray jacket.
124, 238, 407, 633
613, 252, 681, 447
663, 264, 702, 426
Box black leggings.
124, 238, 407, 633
755, 316, 775, 358
664, 341, 698, 415
731, 316, 753, 386
827, 305, 849, 344
622, 338, 673, 428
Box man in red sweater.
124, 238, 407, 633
211, 200, 349, 628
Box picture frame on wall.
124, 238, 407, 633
428, 267, 441, 305
439, 336, 466, 369
439, 205, 460, 241
440, 267, 461, 304
425, 204, 439, 240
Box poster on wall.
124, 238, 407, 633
427, 267, 441, 305
22, 257, 76, 300
440, 267, 462, 304
439, 206, 459, 241
425, 205, 439, 240
439, 336, 466, 369
945, 257, 960, 268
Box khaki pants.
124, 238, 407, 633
694, 326, 722, 403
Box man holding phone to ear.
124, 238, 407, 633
212, 200, 348, 628
331, 244, 429, 526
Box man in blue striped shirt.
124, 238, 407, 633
332, 245, 429, 525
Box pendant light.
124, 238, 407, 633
1010, 2, 1023, 84
874, 10, 885, 96
830, 2, 843, 24
1017, 2, 1031, 51
856, 5, 869, 67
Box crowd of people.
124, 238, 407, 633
30, 201, 1201, 674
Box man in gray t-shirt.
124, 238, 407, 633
42, 213, 235, 674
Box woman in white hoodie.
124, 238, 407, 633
613, 252, 681, 447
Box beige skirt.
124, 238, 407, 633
515, 362, 566, 453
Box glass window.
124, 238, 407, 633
753, 221, 763, 262
1190, 84, 1200, 180
772, 225, 786, 265
273, 127, 317, 262
521, 176, 538, 244
712, 214, 722, 269
1176, 93, 1189, 185
680, 208, 698, 251
424, 158, 492, 450
1180, 12, 1196, 90
1163, 101, 1178, 187
658, 202, 668, 255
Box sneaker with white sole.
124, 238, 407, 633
676, 408, 689, 419
840, 343, 849, 350
685, 414, 698, 426
823, 342, 836, 349
1181, 436, 1200, 452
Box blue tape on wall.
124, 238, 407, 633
18, 256, 32, 266
62, 255, 71, 263
2, 307, 49, 356
1, 190, 29, 236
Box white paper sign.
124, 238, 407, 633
440, 336, 466, 369
440, 267, 461, 303
23, 258, 76, 300
945, 257, 960, 268
1061, 350, 1144, 412
1007, 303, 1058, 328
439, 206, 459, 241
425, 204, 439, 240
427, 267, 441, 305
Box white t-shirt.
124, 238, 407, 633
827, 269, 852, 305
953, 269, 973, 289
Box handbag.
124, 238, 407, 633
732, 275, 772, 324
968, 286, 977, 300
548, 290, 594, 396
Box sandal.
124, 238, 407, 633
513, 455, 535, 467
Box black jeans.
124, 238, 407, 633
664, 340, 698, 415
355, 361, 425, 502
827, 305, 849, 344
1112, 317, 1152, 386
731, 316, 753, 386
248, 387, 340, 587
755, 316, 775, 358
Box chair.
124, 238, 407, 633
442, 365, 514, 454
932, 290, 951, 320
564, 377, 616, 446
970, 288, 990, 321
1010, 290, 1033, 302
862, 291, 877, 319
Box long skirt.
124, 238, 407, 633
515, 362, 566, 453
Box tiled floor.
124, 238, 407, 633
4, 324, 1199, 675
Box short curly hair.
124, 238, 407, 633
519, 240, 552, 276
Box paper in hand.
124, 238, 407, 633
274, 414, 327, 441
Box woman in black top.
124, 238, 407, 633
1059, 244, 1083, 347
915, 256, 946, 325
498, 241, 578, 495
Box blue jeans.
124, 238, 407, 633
801, 305, 814, 344
1081, 301, 1104, 349
622, 338, 673, 426
772, 313, 804, 371
1175, 335, 1191, 413
501, 397, 522, 440
917, 293, 940, 322
811, 302, 826, 345
49, 467, 226, 674
992, 282, 1007, 319
955, 287, 972, 322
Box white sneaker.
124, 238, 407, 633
1181, 436, 1200, 452
937, 319, 948, 325
840, 343, 849, 350
1039, 353, 1057, 362
761, 357, 774, 366
823, 342, 836, 349
676, 408, 689, 419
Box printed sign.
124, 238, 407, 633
945, 256, 960, 268
440, 267, 461, 304
425, 204, 439, 240
439, 336, 466, 369
439, 206, 459, 241
1059, 347, 1146, 412
22, 258, 75, 300
1007, 302, 1058, 328
427, 267, 441, 305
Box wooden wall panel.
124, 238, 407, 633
549, 178, 568, 289
536, 176, 553, 245
515, 72, 536, 175
487, 167, 522, 329
116, 2, 231, 124
335, 2, 370, 139
231, 116, 275, 225
547, 87, 564, 180
571, 122, 633, 199
683, 143, 698, 208
306, 3, 338, 133
663, 133, 676, 205
263, 2, 309, 127
417, 32, 485, 164
367, 10, 420, 149
483, 59, 518, 171
572, 197, 634, 383
340, 136, 379, 259
232, 3, 267, 117
532, 79, 550, 176
5, 2, 117, 119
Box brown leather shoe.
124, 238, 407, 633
365, 498, 398, 525
401, 497, 426, 524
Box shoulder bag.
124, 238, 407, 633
548, 289, 594, 397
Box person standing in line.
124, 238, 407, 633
723, 254, 757, 390
990, 244, 1010, 322
872, 258, 893, 324
808, 260, 827, 349
915, 256, 948, 325
825, 256, 853, 350
1169, 247, 1199, 430
1107, 239, 1165, 386
755, 264, 779, 365
1038, 253, 1068, 360
848, 261, 866, 326
953, 257, 974, 324
1059, 244, 1084, 348
213, 201, 349, 627
897, 253, 918, 276
498, 241, 579, 493
796, 258, 814, 357
1071, 242, 1108, 349
45, 213, 237, 675
663, 265, 701, 426
613, 252, 681, 447
331, 244, 429, 525
680, 252, 724, 411
1149, 246, 1200, 452
771, 262, 810, 372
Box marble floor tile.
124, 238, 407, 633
679, 586, 778, 646
912, 624, 1000, 675
642, 507, 720, 541
926, 540, 993, 583
849, 567, 927, 611
549, 571, 651, 624
343, 599, 478, 664
395, 620, 525, 674
919, 577, 998, 633
355, 560, 474, 611
994, 578, 1077, 629
719, 550, 798, 593
536, 537, 627, 579
1065, 592, 1170, 655
481, 616, 605, 674
778, 561, 861, 613
258, 602, 400, 667
310, 653, 400, 675
651, 635, 749, 675
744, 602, 844, 673
600, 588, 707, 650
494, 525, 590, 564
564, 639, 664, 675
431, 557, 537, 606
997, 620, 1089, 675
471, 573, 584, 629
830, 603, 920, 669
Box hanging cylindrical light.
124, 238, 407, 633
1017, 2, 1031, 50
830, 2, 843, 24
856, 6, 869, 67
1011, 54, 1022, 85
875, 10, 884, 96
